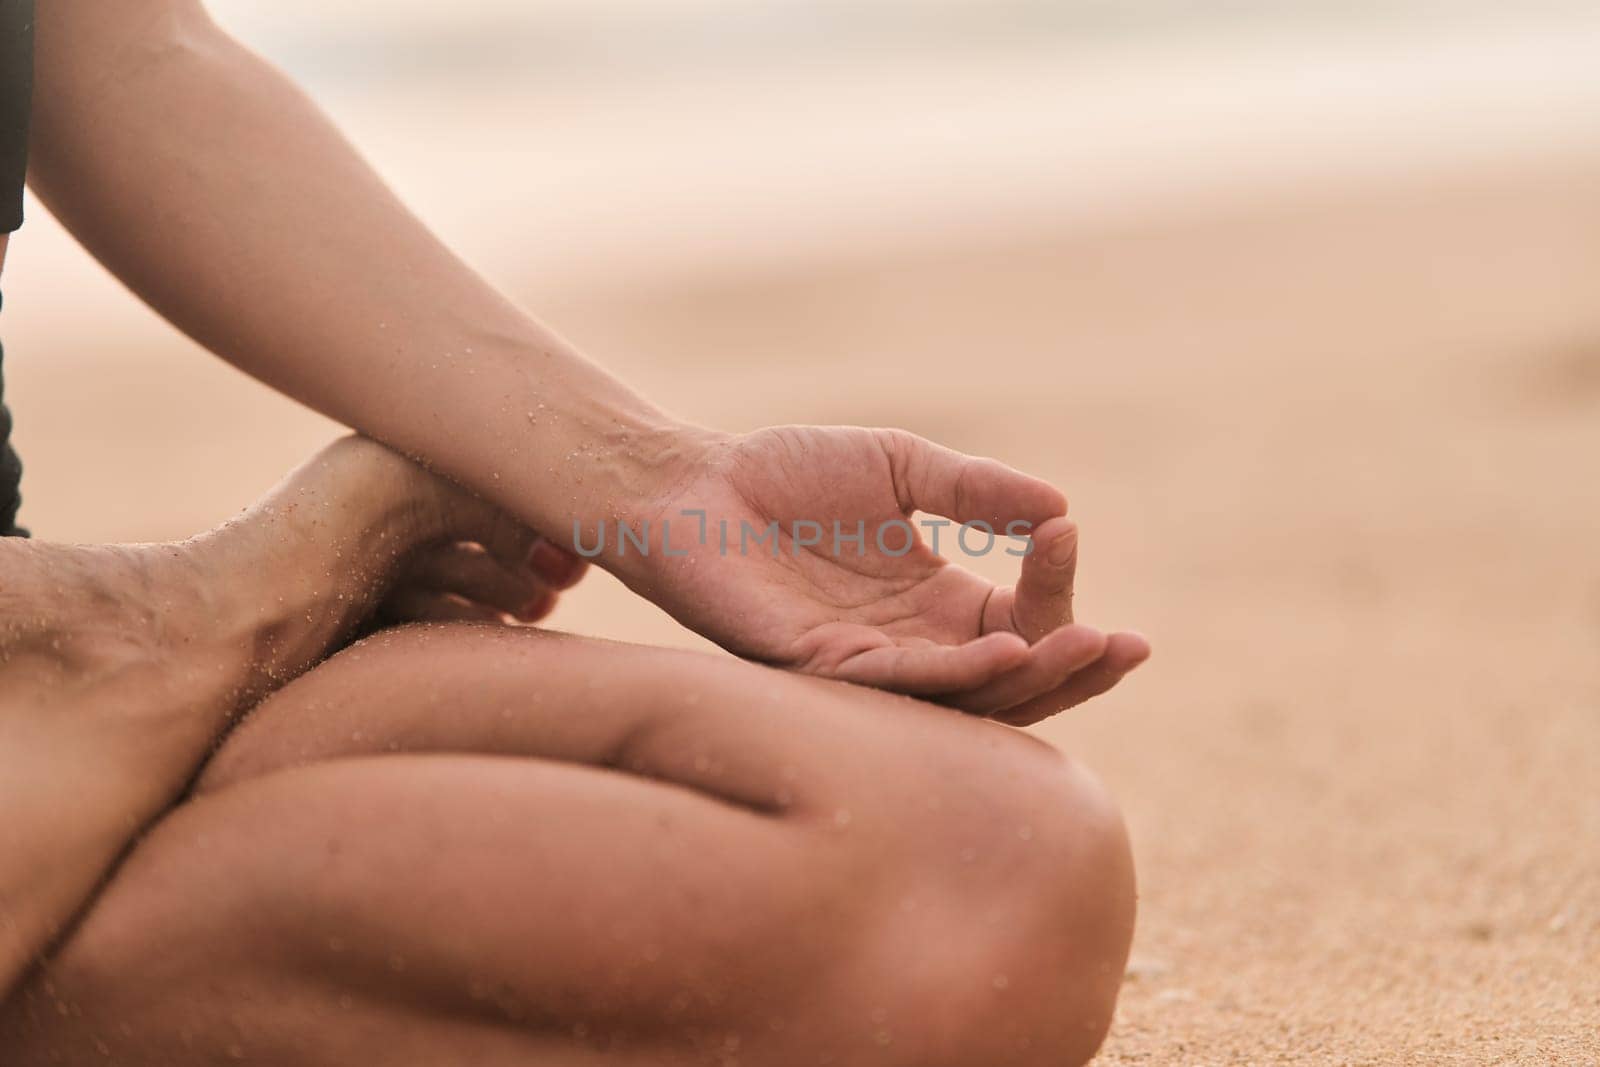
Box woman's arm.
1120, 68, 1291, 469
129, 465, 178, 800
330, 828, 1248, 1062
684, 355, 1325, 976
28, 0, 681, 540
27, 0, 1148, 714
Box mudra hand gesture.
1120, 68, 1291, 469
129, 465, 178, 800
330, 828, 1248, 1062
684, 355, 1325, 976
599, 425, 1149, 726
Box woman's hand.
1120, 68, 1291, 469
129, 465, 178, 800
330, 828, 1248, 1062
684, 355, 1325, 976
602, 426, 1148, 726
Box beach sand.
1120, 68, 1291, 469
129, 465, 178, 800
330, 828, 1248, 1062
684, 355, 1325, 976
4, 135, 1597, 1063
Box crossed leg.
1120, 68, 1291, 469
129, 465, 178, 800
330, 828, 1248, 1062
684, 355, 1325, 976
2, 624, 1135, 1066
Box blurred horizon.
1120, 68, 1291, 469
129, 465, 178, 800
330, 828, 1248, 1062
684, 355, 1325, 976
209, 0, 1600, 82
10, 0, 1595, 341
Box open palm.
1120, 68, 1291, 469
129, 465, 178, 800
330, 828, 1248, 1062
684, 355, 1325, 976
612, 426, 1148, 726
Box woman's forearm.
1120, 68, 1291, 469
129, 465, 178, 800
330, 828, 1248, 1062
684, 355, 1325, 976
27, 1, 689, 539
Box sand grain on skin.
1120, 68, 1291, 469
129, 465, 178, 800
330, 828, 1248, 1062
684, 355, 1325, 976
7, 153, 1599, 1063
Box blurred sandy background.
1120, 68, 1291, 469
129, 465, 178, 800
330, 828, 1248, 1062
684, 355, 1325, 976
4, 1, 1598, 1061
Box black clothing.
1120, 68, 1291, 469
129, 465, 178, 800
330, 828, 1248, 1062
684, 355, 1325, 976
1, 0, 32, 234
1, 0, 32, 535
0, 327, 20, 537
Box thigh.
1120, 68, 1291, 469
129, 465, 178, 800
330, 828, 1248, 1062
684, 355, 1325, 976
3, 626, 1086, 1066
7, 754, 829, 1066
193, 622, 1055, 816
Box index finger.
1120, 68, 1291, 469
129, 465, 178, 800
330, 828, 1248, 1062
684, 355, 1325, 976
874, 428, 1067, 528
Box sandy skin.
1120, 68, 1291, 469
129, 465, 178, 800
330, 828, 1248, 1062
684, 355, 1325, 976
0, 437, 1136, 1066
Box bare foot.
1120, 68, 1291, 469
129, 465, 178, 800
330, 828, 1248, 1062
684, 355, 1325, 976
0, 436, 575, 996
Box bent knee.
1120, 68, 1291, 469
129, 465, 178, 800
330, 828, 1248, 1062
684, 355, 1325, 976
988, 757, 1135, 1064
849, 742, 1135, 1067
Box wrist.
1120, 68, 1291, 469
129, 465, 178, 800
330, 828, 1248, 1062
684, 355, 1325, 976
391, 324, 726, 567
201, 439, 444, 685
569, 416, 728, 574
496, 348, 727, 545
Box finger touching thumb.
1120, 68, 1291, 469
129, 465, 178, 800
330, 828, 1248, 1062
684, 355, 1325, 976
1011, 515, 1078, 640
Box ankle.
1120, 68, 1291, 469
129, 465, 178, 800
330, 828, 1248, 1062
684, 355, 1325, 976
193, 451, 448, 696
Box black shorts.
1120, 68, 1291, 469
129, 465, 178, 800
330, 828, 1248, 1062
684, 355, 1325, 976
0, 331, 24, 538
